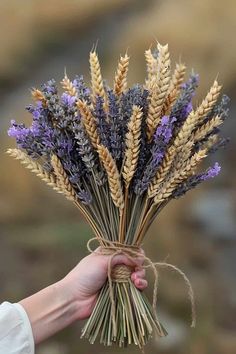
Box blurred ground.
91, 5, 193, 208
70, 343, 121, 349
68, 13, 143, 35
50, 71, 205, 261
0, 0, 235, 353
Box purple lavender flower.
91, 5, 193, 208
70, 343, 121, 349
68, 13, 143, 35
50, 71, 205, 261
171, 73, 199, 129
134, 116, 176, 195
200, 162, 221, 181
8, 120, 30, 139
94, 96, 110, 148
72, 75, 91, 103
107, 90, 121, 161
61, 93, 77, 107
173, 162, 221, 199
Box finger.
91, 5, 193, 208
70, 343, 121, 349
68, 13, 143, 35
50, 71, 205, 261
131, 269, 146, 282
111, 254, 138, 268
134, 278, 148, 290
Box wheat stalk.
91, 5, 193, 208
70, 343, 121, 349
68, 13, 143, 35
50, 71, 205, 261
146, 43, 171, 140
113, 53, 130, 96
77, 99, 100, 149
97, 145, 124, 210
192, 115, 222, 143
162, 62, 186, 115
122, 105, 143, 187
153, 149, 207, 203
89, 51, 107, 107
61, 73, 77, 97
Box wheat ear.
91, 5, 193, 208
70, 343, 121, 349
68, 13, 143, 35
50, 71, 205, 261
50, 154, 78, 201
146, 43, 171, 140
195, 80, 222, 121
113, 53, 130, 96
145, 48, 158, 89
97, 145, 124, 210
162, 62, 186, 115
77, 99, 100, 149
193, 115, 222, 143
148, 140, 193, 198
31, 89, 47, 107
61, 73, 77, 97
122, 105, 143, 187
89, 51, 107, 107
201, 134, 219, 152
6, 148, 64, 193
153, 149, 207, 204
151, 111, 200, 187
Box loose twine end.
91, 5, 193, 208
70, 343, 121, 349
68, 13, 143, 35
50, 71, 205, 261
87, 237, 196, 339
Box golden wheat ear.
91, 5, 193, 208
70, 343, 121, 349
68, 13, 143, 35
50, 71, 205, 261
31, 89, 47, 107
153, 149, 207, 204
89, 50, 107, 108
97, 145, 124, 210
162, 62, 186, 116
146, 43, 171, 141
113, 53, 130, 96
50, 154, 78, 202
122, 105, 143, 187
195, 80, 222, 121
77, 99, 100, 149
61, 73, 77, 97
144, 48, 158, 89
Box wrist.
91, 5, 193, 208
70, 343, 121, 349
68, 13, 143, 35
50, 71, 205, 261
19, 280, 81, 344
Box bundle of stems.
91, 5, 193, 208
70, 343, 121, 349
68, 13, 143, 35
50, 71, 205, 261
7, 42, 229, 348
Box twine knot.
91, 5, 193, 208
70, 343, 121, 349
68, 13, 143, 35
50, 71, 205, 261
111, 264, 132, 282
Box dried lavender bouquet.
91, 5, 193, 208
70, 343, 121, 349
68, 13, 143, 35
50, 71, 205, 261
7, 42, 229, 348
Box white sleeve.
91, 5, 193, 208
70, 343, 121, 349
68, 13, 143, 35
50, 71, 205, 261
0, 302, 34, 354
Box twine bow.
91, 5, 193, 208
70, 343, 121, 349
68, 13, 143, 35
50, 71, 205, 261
87, 237, 196, 338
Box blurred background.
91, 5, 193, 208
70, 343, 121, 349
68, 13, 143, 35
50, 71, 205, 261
0, 0, 235, 353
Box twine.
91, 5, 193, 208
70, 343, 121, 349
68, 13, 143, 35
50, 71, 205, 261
87, 237, 196, 338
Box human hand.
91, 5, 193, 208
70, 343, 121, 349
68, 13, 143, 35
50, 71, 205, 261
20, 249, 147, 344
62, 248, 147, 320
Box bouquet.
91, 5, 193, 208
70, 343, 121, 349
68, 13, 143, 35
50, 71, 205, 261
7, 42, 229, 349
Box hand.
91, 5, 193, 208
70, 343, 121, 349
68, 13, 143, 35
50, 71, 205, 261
62, 248, 147, 319
20, 249, 147, 344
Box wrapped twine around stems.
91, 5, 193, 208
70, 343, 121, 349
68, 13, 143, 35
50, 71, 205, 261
87, 237, 196, 339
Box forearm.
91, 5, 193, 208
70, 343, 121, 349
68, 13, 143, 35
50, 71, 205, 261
19, 280, 80, 344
